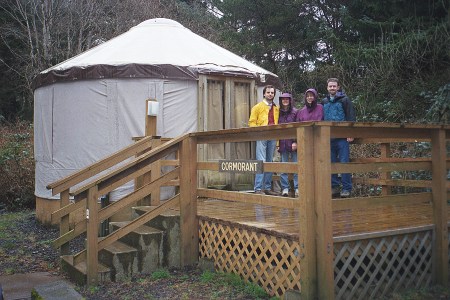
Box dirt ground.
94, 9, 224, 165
0, 210, 271, 299
0, 210, 448, 300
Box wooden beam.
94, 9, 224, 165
98, 168, 180, 221
86, 186, 99, 285
332, 192, 432, 211
431, 129, 448, 284
150, 138, 161, 205
331, 126, 432, 140
351, 157, 433, 163
145, 99, 157, 137
353, 138, 431, 144
179, 136, 199, 266
52, 198, 86, 223
52, 219, 87, 249
352, 178, 442, 188
313, 125, 334, 300
71, 137, 183, 197
196, 188, 297, 208
332, 161, 431, 173
297, 126, 317, 299
197, 161, 297, 173
59, 189, 70, 255
48, 136, 154, 195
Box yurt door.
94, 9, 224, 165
198, 75, 255, 189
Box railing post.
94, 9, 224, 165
179, 136, 199, 266
60, 189, 70, 255
314, 125, 335, 300
380, 143, 392, 195
297, 126, 317, 299
431, 128, 448, 285
150, 137, 161, 205
86, 186, 99, 285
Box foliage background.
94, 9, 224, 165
0, 0, 448, 123
0, 0, 448, 209
0, 120, 34, 210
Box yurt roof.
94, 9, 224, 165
34, 18, 280, 89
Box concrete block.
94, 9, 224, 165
31, 280, 82, 300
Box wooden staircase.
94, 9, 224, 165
47, 135, 197, 285
61, 206, 180, 285
60, 206, 181, 285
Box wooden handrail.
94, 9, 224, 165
70, 134, 186, 197
332, 161, 432, 173
98, 167, 180, 221
352, 177, 450, 189
47, 135, 155, 195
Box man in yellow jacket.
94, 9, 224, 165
248, 85, 279, 195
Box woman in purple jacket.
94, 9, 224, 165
278, 92, 299, 197
297, 88, 323, 121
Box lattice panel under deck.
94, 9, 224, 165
334, 230, 433, 300
199, 219, 301, 297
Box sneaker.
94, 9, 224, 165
264, 190, 278, 196
295, 189, 299, 197
340, 190, 351, 198
331, 186, 340, 196
282, 188, 289, 197
254, 190, 265, 195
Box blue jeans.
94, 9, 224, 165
254, 140, 276, 191
330, 138, 352, 191
280, 151, 298, 190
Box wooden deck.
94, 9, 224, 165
195, 195, 448, 238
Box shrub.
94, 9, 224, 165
0, 120, 35, 211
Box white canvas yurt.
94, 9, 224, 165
33, 18, 280, 223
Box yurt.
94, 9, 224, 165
33, 18, 280, 223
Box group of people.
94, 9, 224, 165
248, 78, 356, 198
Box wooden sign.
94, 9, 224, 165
218, 160, 263, 174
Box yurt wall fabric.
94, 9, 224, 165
34, 78, 197, 200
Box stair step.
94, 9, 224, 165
109, 221, 164, 274
61, 255, 111, 285
131, 205, 181, 268
109, 221, 162, 235
102, 239, 136, 254
99, 240, 139, 281
132, 205, 180, 217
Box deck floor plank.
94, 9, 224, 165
194, 196, 447, 238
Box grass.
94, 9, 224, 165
388, 285, 449, 300
150, 269, 171, 280
199, 270, 272, 299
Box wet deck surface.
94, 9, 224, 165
196, 197, 446, 238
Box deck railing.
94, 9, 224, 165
191, 122, 449, 299
48, 122, 449, 299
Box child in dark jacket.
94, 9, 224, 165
278, 92, 299, 197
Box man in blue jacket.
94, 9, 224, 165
322, 78, 356, 198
